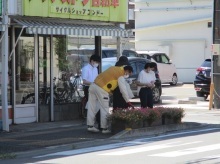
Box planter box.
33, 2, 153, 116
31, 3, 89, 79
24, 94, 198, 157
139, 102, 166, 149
111, 120, 144, 134
0, 107, 13, 119
20, 73, 33, 81
143, 119, 162, 127
39, 103, 80, 122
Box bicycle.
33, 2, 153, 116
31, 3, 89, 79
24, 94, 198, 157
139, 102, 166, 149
21, 78, 60, 104
55, 74, 84, 103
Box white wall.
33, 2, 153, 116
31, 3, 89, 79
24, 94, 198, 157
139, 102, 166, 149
135, 0, 213, 82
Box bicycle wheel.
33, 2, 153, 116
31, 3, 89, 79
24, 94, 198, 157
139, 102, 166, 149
21, 93, 35, 104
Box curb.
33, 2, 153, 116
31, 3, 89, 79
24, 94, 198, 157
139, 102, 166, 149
110, 122, 203, 139
13, 122, 208, 159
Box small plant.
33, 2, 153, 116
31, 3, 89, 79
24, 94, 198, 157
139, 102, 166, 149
141, 108, 161, 126
109, 108, 143, 124
109, 106, 185, 133
0, 153, 16, 159
20, 66, 34, 74
157, 107, 185, 124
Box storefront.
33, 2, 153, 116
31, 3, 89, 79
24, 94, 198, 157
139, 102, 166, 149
1, 0, 129, 130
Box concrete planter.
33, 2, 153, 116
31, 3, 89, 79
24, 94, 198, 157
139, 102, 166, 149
39, 103, 81, 122
111, 120, 144, 134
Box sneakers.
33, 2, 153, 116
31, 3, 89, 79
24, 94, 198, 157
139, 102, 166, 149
102, 129, 111, 134
87, 126, 99, 133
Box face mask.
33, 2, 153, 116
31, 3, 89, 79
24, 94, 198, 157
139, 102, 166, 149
124, 74, 129, 78
93, 63, 99, 68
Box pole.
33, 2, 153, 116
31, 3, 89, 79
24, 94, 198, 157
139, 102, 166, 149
1, 0, 9, 131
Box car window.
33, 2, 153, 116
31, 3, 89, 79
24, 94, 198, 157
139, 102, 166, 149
137, 61, 146, 73
102, 50, 117, 58
160, 54, 169, 64
201, 60, 211, 67
123, 50, 137, 57
153, 55, 161, 63
127, 51, 137, 57
129, 62, 137, 75
139, 54, 151, 59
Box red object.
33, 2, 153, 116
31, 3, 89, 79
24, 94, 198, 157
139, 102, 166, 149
127, 102, 134, 108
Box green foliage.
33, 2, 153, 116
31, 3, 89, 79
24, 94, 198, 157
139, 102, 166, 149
20, 66, 33, 74
157, 107, 185, 120
54, 37, 68, 71
109, 107, 185, 126
0, 153, 16, 159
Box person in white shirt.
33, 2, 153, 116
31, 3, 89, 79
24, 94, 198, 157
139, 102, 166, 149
137, 62, 156, 108
81, 54, 101, 126
81, 54, 101, 101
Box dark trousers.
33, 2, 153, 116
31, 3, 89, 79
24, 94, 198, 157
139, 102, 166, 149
139, 87, 153, 108
84, 86, 100, 129
113, 86, 128, 109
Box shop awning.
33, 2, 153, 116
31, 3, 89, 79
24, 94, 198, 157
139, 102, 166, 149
14, 19, 129, 37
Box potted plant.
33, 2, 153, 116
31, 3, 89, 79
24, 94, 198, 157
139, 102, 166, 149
157, 107, 185, 124
20, 66, 34, 81
108, 108, 144, 134
141, 108, 162, 127
108, 107, 185, 134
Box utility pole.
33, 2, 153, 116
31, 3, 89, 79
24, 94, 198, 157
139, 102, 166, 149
213, 1, 220, 109
1, 0, 9, 131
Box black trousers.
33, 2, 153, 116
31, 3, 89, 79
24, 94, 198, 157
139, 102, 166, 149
113, 86, 128, 109
139, 87, 153, 108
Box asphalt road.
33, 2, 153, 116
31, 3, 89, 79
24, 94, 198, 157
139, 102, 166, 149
6, 127, 220, 164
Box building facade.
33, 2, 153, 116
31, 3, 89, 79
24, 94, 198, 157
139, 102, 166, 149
0, 0, 130, 131
134, 0, 213, 82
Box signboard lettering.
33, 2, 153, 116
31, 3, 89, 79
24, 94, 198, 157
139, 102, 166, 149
23, 0, 127, 22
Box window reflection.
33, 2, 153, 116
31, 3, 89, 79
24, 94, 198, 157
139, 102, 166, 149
16, 37, 35, 104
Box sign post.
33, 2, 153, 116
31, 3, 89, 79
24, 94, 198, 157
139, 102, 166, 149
210, 44, 220, 109
1, 0, 9, 131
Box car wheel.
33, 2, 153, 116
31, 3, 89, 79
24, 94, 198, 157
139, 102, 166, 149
170, 74, 178, 86
196, 91, 208, 100
196, 91, 204, 97
152, 87, 160, 103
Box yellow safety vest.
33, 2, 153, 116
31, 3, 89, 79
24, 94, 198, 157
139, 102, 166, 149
95, 66, 124, 93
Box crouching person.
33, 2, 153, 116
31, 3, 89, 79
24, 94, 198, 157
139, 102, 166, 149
87, 65, 134, 134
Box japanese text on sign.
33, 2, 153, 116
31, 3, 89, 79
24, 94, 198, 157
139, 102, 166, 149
51, 0, 119, 8
51, 6, 105, 16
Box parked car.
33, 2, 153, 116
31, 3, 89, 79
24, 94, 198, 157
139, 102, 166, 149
136, 51, 178, 85
66, 48, 138, 72
67, 47, 138, 59
193, 59, 211, 99
102, 57, 162, 103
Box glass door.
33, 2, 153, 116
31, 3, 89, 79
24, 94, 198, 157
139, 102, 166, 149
38, 36, 51, 122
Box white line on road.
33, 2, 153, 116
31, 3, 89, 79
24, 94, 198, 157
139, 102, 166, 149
34, 128, 220, 158
150, 143, 220, 157
99, 141, 202, 156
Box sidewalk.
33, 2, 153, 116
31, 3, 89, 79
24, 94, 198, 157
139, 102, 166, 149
0, 99, 219, 156
0, 119, 112, 155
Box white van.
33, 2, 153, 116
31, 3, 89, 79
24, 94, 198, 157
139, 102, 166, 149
136, 51, 178, 85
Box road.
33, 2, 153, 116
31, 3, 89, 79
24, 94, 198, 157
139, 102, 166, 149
2, 83, 219, 164
161, 83, 197, 99
5, 127, 220, 164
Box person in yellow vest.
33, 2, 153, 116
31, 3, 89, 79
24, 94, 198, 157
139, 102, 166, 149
87, 65, 134, 134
